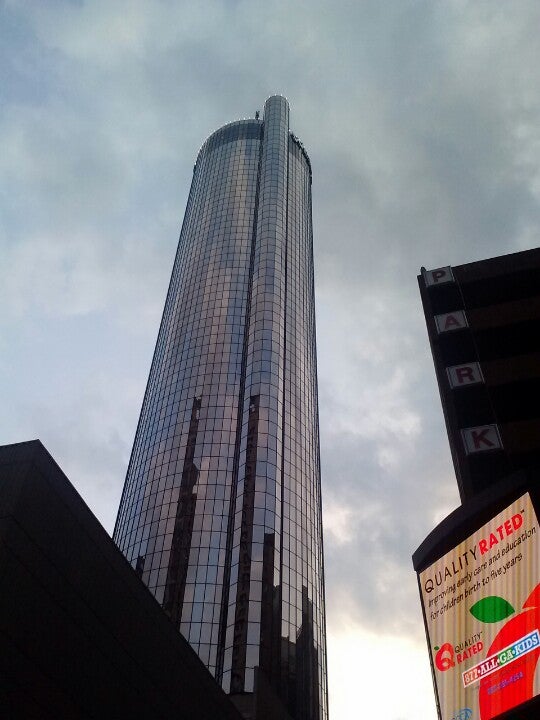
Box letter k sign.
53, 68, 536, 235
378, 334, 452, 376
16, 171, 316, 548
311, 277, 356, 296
461, 424, 503, 455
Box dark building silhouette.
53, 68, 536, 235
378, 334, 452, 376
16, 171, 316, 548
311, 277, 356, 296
419, 247, 540, 500
0, 440, 243, 720
114, 96, 328, 720
414, 247, 540, 720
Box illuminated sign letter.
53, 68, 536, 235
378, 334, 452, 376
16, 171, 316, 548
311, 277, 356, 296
435, 310, 468, 334
447, 362, 484, 389
461, 424, 502, 455
423, 266, 455, 287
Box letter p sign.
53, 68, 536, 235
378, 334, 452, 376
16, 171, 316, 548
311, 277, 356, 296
423, 266, 454, 287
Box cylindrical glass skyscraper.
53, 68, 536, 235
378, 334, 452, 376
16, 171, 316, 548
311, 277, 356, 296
114, 96, 327, 720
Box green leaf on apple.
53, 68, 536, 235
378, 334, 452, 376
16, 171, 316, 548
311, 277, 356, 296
470, 596, 515, 623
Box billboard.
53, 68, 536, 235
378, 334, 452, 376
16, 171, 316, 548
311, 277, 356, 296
419, 493, 540, 720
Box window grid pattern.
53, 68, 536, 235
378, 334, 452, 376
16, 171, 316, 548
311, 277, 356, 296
280, 137, 327, 719
225, 96, 289, 695
114, 120, 261, 677
114, 96, 327, 720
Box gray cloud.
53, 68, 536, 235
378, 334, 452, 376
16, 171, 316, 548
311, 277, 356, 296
3, 2, 540, 717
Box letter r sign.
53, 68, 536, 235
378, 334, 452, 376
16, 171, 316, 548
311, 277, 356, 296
423, 266, 454, 287
461, 424, 503, 455
447, 362, 484, 389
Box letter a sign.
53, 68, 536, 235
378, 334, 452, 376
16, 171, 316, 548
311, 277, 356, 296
461, 424, 503, 455
435, 310, 468, 334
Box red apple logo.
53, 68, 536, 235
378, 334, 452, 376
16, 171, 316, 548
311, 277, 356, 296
473, 583, 540, 719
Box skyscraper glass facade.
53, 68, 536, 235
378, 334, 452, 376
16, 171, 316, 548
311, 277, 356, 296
114, 96, 327, 720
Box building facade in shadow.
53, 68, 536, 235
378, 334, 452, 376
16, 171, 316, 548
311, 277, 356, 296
414, 249, 540, 720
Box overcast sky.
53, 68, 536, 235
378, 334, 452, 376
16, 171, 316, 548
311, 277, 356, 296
2, 1, 540, 718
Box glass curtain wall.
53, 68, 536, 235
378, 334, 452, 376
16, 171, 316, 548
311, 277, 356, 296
114, 96, 327, 720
